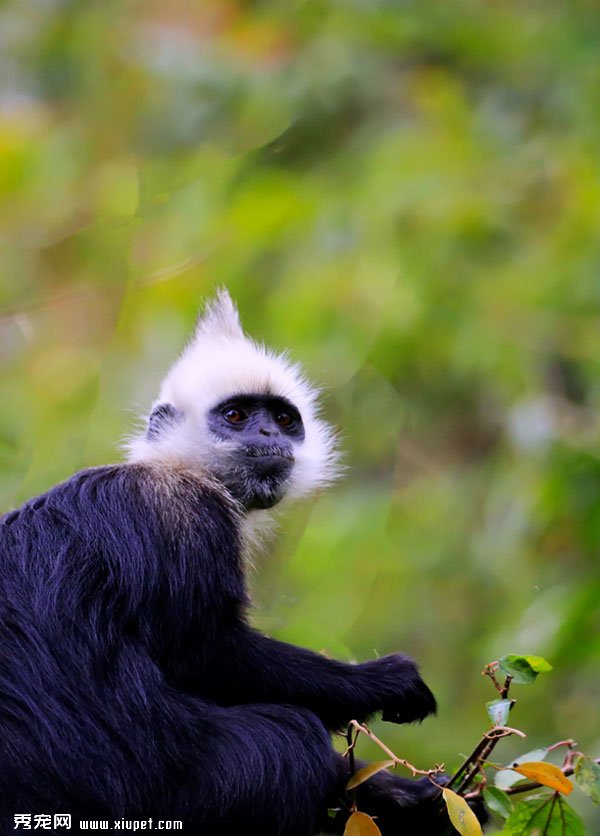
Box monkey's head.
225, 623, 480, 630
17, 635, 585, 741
127, 290, 339, 511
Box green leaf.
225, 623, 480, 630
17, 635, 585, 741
498, 795, 584, 835
486, 699, 512, 726
483, 787, 513, 820
495, 749, 548, 790
574, 756, 600, 805
522, 656, 552, 673
498, 655, 551, 685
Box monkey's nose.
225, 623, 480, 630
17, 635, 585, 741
259, 427, 276, 437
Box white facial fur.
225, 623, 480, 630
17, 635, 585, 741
126, 289, 340, 507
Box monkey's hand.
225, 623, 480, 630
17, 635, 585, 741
320, 759, 488, 835
358, 653, 437, 724
354, 772, 487, 835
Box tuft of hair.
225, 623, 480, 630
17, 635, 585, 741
196, 288, 243, 339
126, 289, 341, 505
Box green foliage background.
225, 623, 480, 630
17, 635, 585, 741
1, 0, 599, 828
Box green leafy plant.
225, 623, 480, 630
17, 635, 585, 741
341, 655, 599, 835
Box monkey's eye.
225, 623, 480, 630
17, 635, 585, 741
223, 407, 248, 424
275, 412, 295, 429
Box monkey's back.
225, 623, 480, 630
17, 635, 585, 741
0, 465, 246, 825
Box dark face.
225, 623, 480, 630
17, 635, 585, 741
207, 394, 305, 510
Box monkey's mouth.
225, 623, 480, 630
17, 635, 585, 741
246, 444, 294, 462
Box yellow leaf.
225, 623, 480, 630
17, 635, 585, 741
442, 788, 483, 836
346, 760, 396, 790
343, 811, 382, 836
512, 761, 574, 795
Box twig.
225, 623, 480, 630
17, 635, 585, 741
482, 661, 512, 698
346, 726, 357, 775
345, 725, 358, 812
448, 739, 496, 790
347, 720, 443, 778
484, 726, 526, 740
501, 753, 600, 797
463, 751, 600, 801
547, 739, 577, 754
454, 727, 527, 796
448, 726, 526, 791
450, 666, 519, 794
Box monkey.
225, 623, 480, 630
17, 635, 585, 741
0, 290, 452, 835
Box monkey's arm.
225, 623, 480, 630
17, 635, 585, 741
88, 468, 435, 731
194, 626, 436, 730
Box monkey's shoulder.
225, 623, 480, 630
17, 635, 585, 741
1, 463, 240, 545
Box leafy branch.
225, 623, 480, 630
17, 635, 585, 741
339, 653, 600, 836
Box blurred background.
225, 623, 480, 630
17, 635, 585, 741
1, 0, 599, 829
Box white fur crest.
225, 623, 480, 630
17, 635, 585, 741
126, 289, 340, 504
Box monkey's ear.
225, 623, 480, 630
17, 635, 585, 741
195, 287, 244, 340
147, 403, 184, 441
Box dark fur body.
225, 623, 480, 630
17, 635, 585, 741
0, 464, 448, 835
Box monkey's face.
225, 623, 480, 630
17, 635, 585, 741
207, 395, 305, 510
